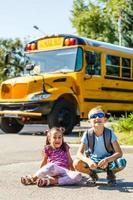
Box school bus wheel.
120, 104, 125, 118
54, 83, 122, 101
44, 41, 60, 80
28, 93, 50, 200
47, 99, 76, 134
0, 117, 24, 133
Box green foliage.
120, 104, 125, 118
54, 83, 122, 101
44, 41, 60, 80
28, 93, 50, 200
71, 0, 112, 41
115, 129, 133, 145
0, 38, 24, 82
108, 114, 133, 144
112, 114, 133, 132
71, 0, 133, 47
121, 0, 133, 47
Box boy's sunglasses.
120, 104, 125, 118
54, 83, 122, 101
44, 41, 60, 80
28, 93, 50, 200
89, 112, 105, 119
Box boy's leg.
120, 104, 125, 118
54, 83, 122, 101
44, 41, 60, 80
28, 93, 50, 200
107, 157, 127, 174
73, 159, 98, 185
107, 166, 116, 186
73, 159, 92, 174
107, 157, 127, 186
111, 157, 127, 174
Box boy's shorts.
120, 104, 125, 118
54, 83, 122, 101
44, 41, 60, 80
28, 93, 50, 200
84, 157, 127, 173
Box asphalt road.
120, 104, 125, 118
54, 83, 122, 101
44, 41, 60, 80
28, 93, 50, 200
0, 125, 133, 200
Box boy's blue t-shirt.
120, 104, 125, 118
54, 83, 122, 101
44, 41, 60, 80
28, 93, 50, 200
81, 129, 117, 159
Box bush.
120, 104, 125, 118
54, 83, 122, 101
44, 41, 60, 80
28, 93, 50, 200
112, 114, 133, 132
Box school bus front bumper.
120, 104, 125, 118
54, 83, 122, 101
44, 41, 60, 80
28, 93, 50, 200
0, 101, 54, 118
0, 110, 42, 118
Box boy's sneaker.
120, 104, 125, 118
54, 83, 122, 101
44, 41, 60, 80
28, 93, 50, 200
107, 170, 116, 186
86, 171, 98, 186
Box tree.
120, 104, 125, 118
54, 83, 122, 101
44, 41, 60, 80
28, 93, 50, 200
71, 0, 133, 47
104, 0, 132, 47
71, 0, 114, 42
121, 0, 133, 47
0, 38, 24, 82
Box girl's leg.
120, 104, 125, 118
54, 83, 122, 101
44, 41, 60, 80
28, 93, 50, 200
37, 176, 58, 187
58, 170, 82, 185
21, 175, 37, 185
35, 163, 64, 187
35, 163, 67, 178
36, 162, 82, 186
21, 163, 63, 185
35, 162, 82, 186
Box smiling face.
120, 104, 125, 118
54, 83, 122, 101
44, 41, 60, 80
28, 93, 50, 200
88, 108, 105, 129
49, 129, 63, 149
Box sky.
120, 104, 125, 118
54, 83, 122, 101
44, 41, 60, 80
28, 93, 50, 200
0, 0, 76, 41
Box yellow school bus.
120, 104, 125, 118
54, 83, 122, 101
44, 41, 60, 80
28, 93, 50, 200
0, 34, 133, 133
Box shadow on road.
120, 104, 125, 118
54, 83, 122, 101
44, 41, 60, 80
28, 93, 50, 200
67, 176, 133, 193
36, 178, 133, 193
97, 179, 133, 193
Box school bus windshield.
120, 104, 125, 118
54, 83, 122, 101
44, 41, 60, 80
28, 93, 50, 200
24, 47, 83, 74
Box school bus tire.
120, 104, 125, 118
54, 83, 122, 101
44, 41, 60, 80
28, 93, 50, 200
47, 99, 76, 134
0, 117, 24, 133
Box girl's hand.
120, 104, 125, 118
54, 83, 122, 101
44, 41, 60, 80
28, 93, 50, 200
98, 158, 108, 169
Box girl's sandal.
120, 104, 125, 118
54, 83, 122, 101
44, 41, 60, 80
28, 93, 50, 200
21, 175, 36, 185
37, 177, 51, 187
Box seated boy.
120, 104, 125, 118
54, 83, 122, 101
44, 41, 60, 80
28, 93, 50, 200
73, 106, 127, 186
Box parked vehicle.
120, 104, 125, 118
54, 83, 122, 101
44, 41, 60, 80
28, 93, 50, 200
0, 34, 133, 133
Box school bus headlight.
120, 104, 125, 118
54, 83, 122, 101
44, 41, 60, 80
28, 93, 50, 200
28, 93, 51, 101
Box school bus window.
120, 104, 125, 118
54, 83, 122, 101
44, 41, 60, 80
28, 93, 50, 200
122, 58, 131, 78
85, 51, 101, 75
106, 55, 120, 77
75, 47, 83, 71
24, 48, 79, 74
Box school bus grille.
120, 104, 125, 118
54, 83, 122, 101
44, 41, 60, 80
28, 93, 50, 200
1, 83, 28, 99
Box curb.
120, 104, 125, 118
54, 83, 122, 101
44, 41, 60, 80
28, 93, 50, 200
120, 145, 133, 154
69, 144, 133, 154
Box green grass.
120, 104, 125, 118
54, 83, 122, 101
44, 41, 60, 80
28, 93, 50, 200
68, 127, 133, 145
111, 114, 133, 145
114, 130, 133, 145
69, 114, 133, 145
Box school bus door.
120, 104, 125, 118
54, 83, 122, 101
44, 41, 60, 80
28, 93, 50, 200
83, 50, 103, 113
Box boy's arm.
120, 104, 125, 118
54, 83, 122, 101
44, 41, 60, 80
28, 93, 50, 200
98, 140, 123, 168
77, 143, 97, 170
106, 140, 123, 163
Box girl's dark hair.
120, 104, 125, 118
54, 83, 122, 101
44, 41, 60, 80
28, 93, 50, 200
45, 127, 67, 151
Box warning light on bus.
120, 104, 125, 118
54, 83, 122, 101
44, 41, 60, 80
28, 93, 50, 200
25, 42, 37, 51
64, 38, 76, 46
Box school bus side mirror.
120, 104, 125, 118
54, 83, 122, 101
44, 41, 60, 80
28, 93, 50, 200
25, 64, 35, 71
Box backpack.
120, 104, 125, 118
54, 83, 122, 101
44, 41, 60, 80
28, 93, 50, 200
85, 127, 114, 156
